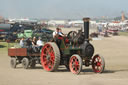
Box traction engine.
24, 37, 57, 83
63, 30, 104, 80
40, 18, 105, 74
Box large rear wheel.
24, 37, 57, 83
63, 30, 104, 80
41, 42, 60, 72
69, 54, 82, 74
92, 54, 105, 73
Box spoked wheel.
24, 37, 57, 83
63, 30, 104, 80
92, 54, 105, 73
22, 57, 29, 69
10, 57, 17, 68
69, 54, 82, 74
41, 42, 60, 72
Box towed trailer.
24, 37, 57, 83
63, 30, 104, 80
8, 48, 40, 69
8, 29, 53, 69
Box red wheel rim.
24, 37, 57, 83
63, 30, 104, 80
69, 56, 80, 74
92, 55, 103, 73
41, 44, 55, 71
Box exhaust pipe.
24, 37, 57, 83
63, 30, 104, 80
82, 18, 94, 58
83, 18, 90, 42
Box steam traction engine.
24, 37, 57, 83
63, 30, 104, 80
40, 18, 105, 74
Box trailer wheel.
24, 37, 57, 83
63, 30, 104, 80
30, 60, 36, 68
22, 57, 29, 69
69, 54, 82, 74
10, 57, 17, 68
92, 54, 105, 73
41, 42, 60, 72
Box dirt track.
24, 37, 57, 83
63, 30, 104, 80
0, 35, 128, 85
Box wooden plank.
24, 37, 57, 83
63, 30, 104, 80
16, 48, 27, 56
8, 48, 17, 56
8, 48, 27, 56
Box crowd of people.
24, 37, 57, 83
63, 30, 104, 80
20, 36, 44, 53
19, 27, 65, 53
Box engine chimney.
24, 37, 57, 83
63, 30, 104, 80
83, 18, 90, 42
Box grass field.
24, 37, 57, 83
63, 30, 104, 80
0, 42, 8, 52
119, 32, 128, 36
0, 42, 18, 53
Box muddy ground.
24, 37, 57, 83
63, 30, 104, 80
0, 28, 128, 85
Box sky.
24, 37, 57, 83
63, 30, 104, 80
0, 0, 128, 19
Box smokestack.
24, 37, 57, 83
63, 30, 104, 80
83, 17, 90, 42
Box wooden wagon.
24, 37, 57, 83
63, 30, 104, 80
8, 48, 40, 69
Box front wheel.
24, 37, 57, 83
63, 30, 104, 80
69, 54, 82, 75
92, 54, 105, 73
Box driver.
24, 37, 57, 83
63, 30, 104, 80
53, 28, 65, 38
58, 28, 65, 37
52, 28, 64, 49
53, 28, 60, 38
